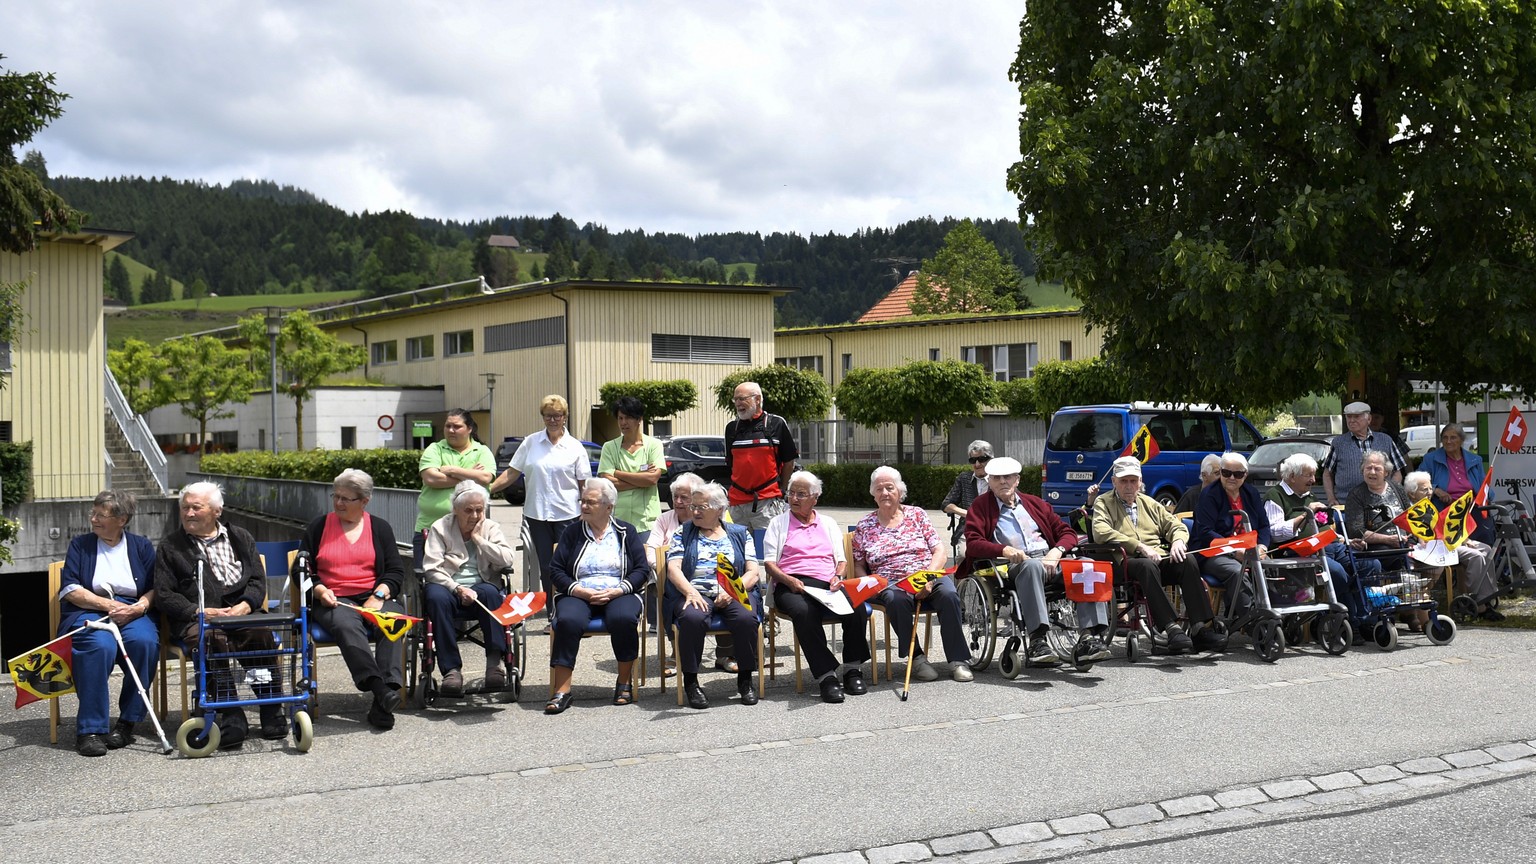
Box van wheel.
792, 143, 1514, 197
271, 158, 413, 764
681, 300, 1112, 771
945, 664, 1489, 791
1154, 490, 1180, 511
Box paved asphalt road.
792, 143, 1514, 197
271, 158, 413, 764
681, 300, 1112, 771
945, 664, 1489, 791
3, 500, 1532, 863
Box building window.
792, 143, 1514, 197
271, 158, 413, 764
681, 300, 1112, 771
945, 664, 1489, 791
651, 419, 673, 437
1059, 341, 1073, 361
775, 355, 823, 374
444, 330, 474, 357
0, 420, 11, 442
406, 335, 434, 361
341, 426, 357, 449
0, 341, 10, 373
962, 342, 1039, 381
371, 340, 398, 365
929, 348, 940, 361
651, 333, 750, 364
841, 353, 852, 374
486, 316, 566, 353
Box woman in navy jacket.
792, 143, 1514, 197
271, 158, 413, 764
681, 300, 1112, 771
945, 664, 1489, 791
1193, 452, 1272, 622
58, 491, 157, 757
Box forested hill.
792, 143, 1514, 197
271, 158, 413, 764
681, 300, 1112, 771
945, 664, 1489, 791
48, 175, 1035, 325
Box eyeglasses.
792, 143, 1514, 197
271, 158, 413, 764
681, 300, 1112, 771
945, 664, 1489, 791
543, 413, 566, 421
787, 490, 818, 500
969, 456, 991, 465
688, 504, 716, 513
331, 493, 363, 504
1219, 469, 1247, 479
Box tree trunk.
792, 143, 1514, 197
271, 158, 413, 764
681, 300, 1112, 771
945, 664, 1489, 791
294, 397, 305, 451
895, 423, 905, 464
912, 415, 925, 465
198, 417, 208, 455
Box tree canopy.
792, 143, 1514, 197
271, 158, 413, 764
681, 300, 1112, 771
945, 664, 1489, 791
597, 379, 699, 423
836, 359, 998, 462
158, 337, 258, 452
0, 57, 83, 254
1009, 1, 1536, 423
910, 219, 1027, 315
238, 309, 367, 446
713, 364, 832, 423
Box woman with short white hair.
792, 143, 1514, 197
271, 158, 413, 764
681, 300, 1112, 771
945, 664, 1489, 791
422, 480, 518, 698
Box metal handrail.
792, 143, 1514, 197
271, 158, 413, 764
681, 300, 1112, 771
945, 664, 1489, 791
103, 365, 168, 493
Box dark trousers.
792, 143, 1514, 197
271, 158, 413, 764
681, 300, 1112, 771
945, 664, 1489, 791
773, 582, 871, 680
526, 517, 578, 599
551, 593, 643, 669
1126, 556, 1212, 628
875, 578, 970, 663
675, 599, 759, 675
309, 595, 405, 690
182, 622, 281, 728
423, 582, 507, 673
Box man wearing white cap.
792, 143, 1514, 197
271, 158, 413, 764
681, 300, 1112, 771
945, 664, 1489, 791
1091, 457, 1226, 654
960, 456, 1111, 666
1322, 401, 1406, 506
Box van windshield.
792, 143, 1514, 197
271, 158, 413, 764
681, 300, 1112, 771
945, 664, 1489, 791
1046, 413, 1124, 452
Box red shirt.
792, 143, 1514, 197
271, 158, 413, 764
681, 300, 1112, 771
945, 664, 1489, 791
317, 512, 378, 596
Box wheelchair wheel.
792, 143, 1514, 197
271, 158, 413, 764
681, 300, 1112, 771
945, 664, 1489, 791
1373, 620, 1398, 651
1426, 615, 1458, 646
957, 576, 997, 671
1044, 599, 1082, 665
1450, 595, 1479, 624
1252, 617, 1284, 663
1318, 613, 1351, 656
507, 667, 523, 702
292, 710, 314, 753
998, 636, 1023, 680
1124, 631, 1140, 663
175, 716, 220, 758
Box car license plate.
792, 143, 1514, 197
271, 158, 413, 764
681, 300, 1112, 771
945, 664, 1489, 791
1066, 471, 1092, 481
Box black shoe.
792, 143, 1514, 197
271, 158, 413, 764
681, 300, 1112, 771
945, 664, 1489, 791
367, 689, 401, 730
685, 684, 709, 710
544, 691, 574, 715
216, 711, 248, 750
76, 734, 108, 757
439, 668, 465, 697
260, 705, 289, 740
1026, 639, 1060, 667
1481, 607, 1506, 622
105, 718, 135, 750
819, 675, 845, 704
1074, 635, 1110, 663
738, 674, 758, 706
1193, 625, 1229, 654
842, 669, 867, 696
1161, 625, 1194, 655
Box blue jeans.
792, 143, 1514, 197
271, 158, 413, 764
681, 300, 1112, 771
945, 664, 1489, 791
63, 611, 158, 734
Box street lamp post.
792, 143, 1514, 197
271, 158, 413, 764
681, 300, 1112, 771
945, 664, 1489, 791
482, 372, 501, 448
265, 308, 283, 453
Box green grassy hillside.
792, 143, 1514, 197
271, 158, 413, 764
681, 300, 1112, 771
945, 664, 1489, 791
107, 289, 367, 348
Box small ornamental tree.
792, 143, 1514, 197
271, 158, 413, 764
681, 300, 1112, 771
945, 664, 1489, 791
713, 364, 833, 423
239, 309, 367, 447
598, 379, 698, 430
837, 359, 997, 463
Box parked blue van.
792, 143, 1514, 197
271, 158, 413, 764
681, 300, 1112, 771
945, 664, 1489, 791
1040, 403, 1262, 514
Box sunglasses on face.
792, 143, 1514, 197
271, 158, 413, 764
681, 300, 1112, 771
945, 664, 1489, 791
1220, 469, 1247, 479
969, 456, 991, 465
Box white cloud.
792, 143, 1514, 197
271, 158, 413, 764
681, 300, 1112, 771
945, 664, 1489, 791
8, 0, 1024, 234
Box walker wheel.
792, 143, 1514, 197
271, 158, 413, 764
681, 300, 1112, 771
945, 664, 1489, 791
1426, 615, 1458, 646
1373, 621, 1398, 651
1450, 595, 1479, 624
1319, 614, 1351, 656
1252, 618, 1285, 663
175, 717, 220, 758
292, 710, 314, 753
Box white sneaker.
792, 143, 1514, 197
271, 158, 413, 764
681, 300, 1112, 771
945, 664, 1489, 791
951, 662, 974, 682
911, 656, 939, 682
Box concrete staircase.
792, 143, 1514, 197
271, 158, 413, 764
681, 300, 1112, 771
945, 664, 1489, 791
104, 413, 165, 497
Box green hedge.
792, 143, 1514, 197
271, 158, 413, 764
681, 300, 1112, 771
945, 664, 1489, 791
0, 442, 32, 507
201, 449, 423, 490
804, 462, 1042, 508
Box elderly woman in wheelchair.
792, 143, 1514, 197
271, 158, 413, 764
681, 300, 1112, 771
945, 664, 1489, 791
421, 481, 518, 697
962, 457, 1110, 669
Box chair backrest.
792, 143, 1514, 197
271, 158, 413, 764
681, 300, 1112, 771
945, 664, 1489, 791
47, 560, 64, 636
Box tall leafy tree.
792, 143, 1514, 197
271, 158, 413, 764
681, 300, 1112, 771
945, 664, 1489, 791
159, 337, 258, 452
1010, 1, 1536, 422
239, 309, 366, 447
910, 219, 1025, 315
0, 57, 84, 254
105, 255, 131, 303
107, 338, 171, 414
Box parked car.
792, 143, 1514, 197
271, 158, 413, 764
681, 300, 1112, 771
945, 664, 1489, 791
657, 435, 730, 504
1040, 402, 1263, 514
493, 436, 602, 505
1246, 435, 1333, 488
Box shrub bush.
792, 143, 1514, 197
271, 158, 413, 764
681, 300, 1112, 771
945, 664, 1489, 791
0, 442, 32, 507
202, 449, 423, 490
803, 462, 1042, 508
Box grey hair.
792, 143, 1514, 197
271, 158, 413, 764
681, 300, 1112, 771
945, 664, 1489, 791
737, 381, 763, 399
694, 481, 730, 511
1219, 452, 1249, 471
450, 480, 488, 510
1199, 453, 1223, 481
334, 468, 374, 499
93, 490, 136, 524
787, 470, 823, 497
966, 439, 994, 458
1361, 450, 1390, 470
1403, 471, 1433, 497
869, 465, 908, 502
585, 477, 619, 508
668, 471, 704, 501
180, 481, 224, 510
1278, 453, 1319, 482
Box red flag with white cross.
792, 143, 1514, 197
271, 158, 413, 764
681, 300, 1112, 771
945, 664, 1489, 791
1060, 559, 1114, 602
1501, 406, 1528, 452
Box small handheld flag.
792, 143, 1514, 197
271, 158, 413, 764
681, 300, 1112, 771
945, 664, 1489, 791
1060, 559, 1113, 602
1500, 406, 1527, 452
353, 606, 422, 642
8, 634, 76, 708
489, 592, 546, 627
715, 553, 752, 609
1390, 498, 1438, 544
1197, 531, 1258, 557
1274, 528, 1338, 557
840, 574, 888, 606
1121, 424, 1161, 463
897, 570, 946, 595
1474, 470, 1494, 508
1438, 491, 1478, 550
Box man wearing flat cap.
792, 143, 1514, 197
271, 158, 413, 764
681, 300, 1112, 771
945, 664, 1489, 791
1322, 401, 1406, 507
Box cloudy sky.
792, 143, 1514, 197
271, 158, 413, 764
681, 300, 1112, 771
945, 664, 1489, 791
8, 1, 1025, 236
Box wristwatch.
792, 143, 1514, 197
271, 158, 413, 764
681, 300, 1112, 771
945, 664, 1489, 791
373, 587, 389, 600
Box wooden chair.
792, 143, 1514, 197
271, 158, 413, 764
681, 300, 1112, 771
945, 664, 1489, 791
658, 548, 765, 705
157, 554, 265, 724
546, 544, 651, 693
44, 561, 67, 744
864, 525, 935, 681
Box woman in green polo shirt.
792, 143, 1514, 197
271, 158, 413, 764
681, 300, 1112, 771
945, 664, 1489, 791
598, 395, 664, 534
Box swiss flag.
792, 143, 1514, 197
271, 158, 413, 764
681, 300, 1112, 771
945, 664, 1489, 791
1501, 406, 1528, 452
1061, 559, 1113, 602
1274, 528, 1337, 557
1474, 470, 1494, 508
491, 592, 546, 627
840, 574, 888, 606
896, 570, 946, 595
1197, 530, 1258, 557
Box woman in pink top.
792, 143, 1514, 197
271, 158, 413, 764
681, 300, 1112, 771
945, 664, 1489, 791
763, 471, 870, 704
295, 469, 408, 730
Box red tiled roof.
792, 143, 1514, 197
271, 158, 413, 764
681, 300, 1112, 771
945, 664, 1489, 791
858, 272, 945, 323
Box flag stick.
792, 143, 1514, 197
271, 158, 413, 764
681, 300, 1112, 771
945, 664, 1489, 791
86, 618, 173, 754
899, 598, 922, 702
5, 624, 92, 667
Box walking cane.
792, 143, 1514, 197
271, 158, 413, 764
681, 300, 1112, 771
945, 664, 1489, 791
899, 598, 923, 702
85, 618, 174, 754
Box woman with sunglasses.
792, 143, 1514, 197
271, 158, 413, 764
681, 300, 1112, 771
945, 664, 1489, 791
941, 440, 994, 550
491, 394, 591, 601
1192, 452, 1272, 625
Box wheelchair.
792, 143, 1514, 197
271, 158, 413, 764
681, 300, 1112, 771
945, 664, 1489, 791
406, 567, 527, 706
957, 556, 1103, 677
